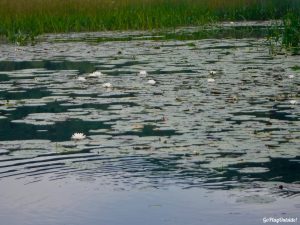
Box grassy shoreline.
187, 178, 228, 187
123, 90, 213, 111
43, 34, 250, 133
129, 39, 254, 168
0, 0, 299, 52
0, 1, 299, 34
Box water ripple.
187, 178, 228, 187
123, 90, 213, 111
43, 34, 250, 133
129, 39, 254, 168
0, 37, 299, 196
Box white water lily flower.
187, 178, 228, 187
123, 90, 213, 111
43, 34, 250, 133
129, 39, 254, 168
77, 76, 87, 81
71, 133, 86, 140
103, 82, 112, 88
147, 79, 156, 85
209, 70, 217, 75
139, 70, 148, 76
289, 100, 297, 105
88, 71, 103, 78
207, 78, 215, 82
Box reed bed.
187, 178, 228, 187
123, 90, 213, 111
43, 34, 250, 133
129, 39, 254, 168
268, 12, 300, 55
0, 0, 299, 48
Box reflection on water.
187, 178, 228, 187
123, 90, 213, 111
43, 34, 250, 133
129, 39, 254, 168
0, 33, 299, 200
1, 176, 299, 225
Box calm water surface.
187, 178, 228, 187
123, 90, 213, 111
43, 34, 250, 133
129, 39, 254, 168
0, 29, 299, 224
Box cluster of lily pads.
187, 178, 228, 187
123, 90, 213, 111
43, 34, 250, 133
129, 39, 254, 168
70, 67, 298, 142
70, 69, 162, 141
0, 37, 299, 189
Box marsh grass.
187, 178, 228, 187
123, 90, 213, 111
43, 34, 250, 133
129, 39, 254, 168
0, 0, 299, 44
282, 13, 300, 54
268, 12, 300, 55
51, 24, 269, 44
0, 0, 300, 54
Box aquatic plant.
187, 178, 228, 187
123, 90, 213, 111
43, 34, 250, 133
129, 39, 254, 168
291, 65, 300, 71
267, 21, 283, 55
139, 70, 148, 76
209, 70, 217, 75
77, 76, 87, 81
0, 0, 299, 43
71, 132, 87, 140
289, 100, 297, 105
207, 78, 215, 83
147, 79, 156, 85
268, 12, 300, 55
282, 12, 300, 54
88, 71, 103, 78
103, 82, 112, 88
6, 30, 36, 45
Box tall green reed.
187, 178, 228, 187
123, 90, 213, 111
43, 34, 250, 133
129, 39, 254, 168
268, 12, 300, 55
0, 0, 299, 45
282, 12, 300, 54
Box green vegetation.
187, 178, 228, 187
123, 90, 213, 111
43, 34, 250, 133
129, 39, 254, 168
282, 13, 300, 54
0, 0, 299, 52
291, 65, 300, 71
268, 12, 300, 55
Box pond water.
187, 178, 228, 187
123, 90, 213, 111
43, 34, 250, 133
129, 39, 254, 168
0, 28, 299, 224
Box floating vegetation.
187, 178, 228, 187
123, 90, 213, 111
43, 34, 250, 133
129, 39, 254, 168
0, 36, 299, 192
291, 65, 300, 71
71, 132, 87, 141
147, 79, 156, 85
